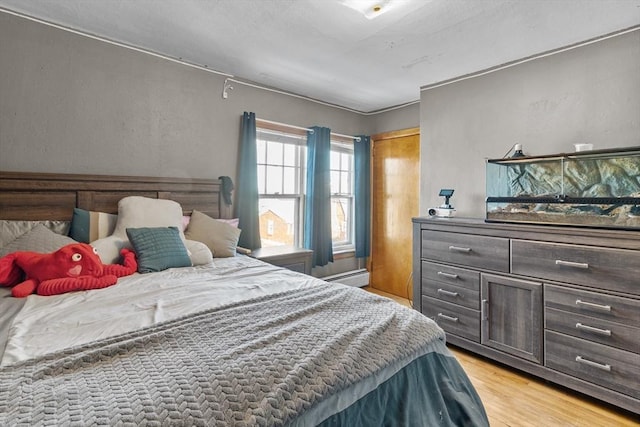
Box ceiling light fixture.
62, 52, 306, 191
339, 0, 397, 20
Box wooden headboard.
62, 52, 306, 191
0, 171, 233, 221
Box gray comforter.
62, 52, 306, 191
0, 285, 445, 426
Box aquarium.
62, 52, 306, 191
485, 147, 640, 230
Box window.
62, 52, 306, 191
330, 143, 354, 250
257, 129, 306, 247
257, 127, 354, 250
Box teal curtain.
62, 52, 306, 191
304, 126, 333, 267
236, 112, 261, 250
354, 135, 371, 258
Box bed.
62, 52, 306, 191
0, 171, 488, 426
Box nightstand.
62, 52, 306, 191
249, 246, 313, 275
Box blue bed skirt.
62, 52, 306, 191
316, 349, 488, 426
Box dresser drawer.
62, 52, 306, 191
422, 230, 509, 272
512, 240, 640, 295
544, 284, 639, 327
422, 261, 480, 290
545, 331, 640, 399
422, 279, 480, 310
422, 296, 480, 342
545, 307, 640, 353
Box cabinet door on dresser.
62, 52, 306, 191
481, 273, 543, 363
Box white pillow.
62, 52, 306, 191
114, 196, 185, 240
91, 235, 130, 264
92, 196, 184, 264
185, 240, 213, 265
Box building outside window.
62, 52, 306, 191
257, 127, 354, 251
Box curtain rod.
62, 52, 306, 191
257, 118, 361, 142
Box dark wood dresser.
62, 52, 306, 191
412, 217, 639, 414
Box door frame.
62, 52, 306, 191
369, 127, 420, 296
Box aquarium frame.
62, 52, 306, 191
486, 145, 640, 164
485, 146, 640, 231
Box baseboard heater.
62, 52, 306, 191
323, 269, 370, 287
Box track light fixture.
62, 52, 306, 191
222, 78, 234, 99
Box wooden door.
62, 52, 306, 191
370, 128, 419, 298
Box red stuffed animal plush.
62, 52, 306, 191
0, 243, 137, 298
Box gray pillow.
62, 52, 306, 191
184, 210, 241, 258
0, 224, 76, 257
0, 220, 70, 248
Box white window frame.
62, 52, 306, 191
256, 126, 355, 251
330, 142, 355, 252
256, 128, 306, 247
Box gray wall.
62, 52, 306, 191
3, 12, 638, 275
365, 102, 420, 135
0, 12, 369, 182
0, 10, 421, 186
0, 12, 403, 279
420, 30, 640, 217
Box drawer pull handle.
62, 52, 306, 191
575, 299, 611, 312
437, 288, 459, 297
449, 246, 472, 253
437, 313, 459, 322
437, 271, 459, 280
575, 323, 612, 337
575, 356, 611, 372
555, 259, 589, 269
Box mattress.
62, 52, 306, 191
0, 256, 488, 426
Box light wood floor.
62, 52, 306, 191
363, 287, 639, 427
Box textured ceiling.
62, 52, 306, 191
1, 0, 639, 113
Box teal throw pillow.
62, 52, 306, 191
126, 226, 191, 273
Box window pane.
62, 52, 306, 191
330, 171, 340, 194
283, 166, 296, 194
340, 171, 349, 194
331, 197, 351, 244
259, 198, 297, 247
266, 141, 283, 165
257, 165, 266, 194
330, 150, 340, 168
341, 152, 350, 170
283, 144, 296, 166
266, 165, 283, 194
257, 139, 266, 164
